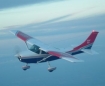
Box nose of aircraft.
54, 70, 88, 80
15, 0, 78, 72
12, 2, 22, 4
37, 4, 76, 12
15, 54, 20, 57
15, 54, 21, 59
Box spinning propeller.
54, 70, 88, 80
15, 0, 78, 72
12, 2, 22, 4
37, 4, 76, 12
14, 46, 22, 60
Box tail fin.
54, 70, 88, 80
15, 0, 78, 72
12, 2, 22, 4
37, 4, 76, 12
66, 30, 99, 55
73, 30, 99, 50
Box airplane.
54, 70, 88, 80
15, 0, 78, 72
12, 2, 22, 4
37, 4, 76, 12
10, 30, 99, 72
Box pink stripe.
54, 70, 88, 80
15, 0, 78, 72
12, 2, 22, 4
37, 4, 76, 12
48, 51, 61, 57
16, 31, 32, 41
48, 51, 74, 58
73, 31, 98, 51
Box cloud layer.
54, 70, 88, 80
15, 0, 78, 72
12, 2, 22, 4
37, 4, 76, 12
0, 0, 63, 9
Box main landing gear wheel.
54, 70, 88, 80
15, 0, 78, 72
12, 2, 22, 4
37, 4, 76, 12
47, 61, 56, 72
48, 67, 56, 72
22, 64, 30, 71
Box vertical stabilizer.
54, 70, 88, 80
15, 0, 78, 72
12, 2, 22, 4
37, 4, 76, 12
73, 30, 99, 50
67, 30, 99, 55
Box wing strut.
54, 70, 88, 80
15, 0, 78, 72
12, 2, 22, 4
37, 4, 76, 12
37, 55, 52, 63
25, 42, 29, 50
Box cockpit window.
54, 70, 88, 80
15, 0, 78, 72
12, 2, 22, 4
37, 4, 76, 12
26, 43, 48, 54
26, 42, 48, 54
30, 44, 40, 54
41, 50, 48, 54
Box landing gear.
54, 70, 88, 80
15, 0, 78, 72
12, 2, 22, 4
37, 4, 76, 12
22, 64, 30, 71
37, 55, 56, 72
47, 61, 56, 72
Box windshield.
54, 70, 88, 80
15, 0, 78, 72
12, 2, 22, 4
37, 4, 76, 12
30, 44, 40, 54
26, 42, 47, 54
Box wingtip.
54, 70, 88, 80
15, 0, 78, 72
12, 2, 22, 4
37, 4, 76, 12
10, 30, 19, 35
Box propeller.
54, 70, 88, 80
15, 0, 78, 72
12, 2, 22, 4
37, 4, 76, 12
14, 45, 21, 59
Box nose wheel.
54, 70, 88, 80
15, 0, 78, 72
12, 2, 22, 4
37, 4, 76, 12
47, 61, 56, 72
22, 64, 30, 71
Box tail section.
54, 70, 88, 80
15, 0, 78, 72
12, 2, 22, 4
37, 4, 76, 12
67, 30, 99, 55
74, 30, 99, 50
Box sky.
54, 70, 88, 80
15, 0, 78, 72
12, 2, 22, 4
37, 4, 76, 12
0, 0, 105, 86
0, 0, 105, 29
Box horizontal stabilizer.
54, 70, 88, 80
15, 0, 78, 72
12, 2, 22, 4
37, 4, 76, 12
81, 49, 98, 55
62, 56, 84, 62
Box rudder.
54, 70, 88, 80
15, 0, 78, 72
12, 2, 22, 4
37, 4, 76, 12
73, 30, 99, 50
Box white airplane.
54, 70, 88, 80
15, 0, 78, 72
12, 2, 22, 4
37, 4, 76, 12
10, 30, 99, 72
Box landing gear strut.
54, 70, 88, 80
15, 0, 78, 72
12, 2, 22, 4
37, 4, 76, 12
47, 61, 56, 72
22, 64, 30, 70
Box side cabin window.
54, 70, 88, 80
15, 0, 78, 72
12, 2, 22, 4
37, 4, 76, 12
30, 44, 40, 54
41, 50, 48, 54
27, 43, 48, 54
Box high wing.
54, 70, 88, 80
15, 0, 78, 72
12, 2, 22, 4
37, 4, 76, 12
10, 30, 83, 63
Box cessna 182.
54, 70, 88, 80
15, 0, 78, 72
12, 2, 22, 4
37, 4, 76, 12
10, 30, 98, 72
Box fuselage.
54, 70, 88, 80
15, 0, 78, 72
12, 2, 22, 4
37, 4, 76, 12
18, 50, 84, 64
13, 30, 98, 64
19, 54, 59, 63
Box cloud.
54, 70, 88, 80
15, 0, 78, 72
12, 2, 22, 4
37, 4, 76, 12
0, 0, 64, 10
0, 0, 105, 29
